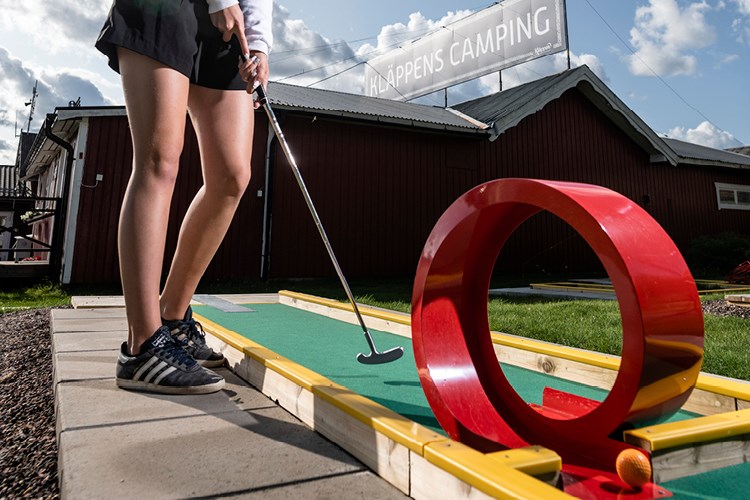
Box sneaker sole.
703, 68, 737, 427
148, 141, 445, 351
198, 358, 226, 368
116, 377, 225, 395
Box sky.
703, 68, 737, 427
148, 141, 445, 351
0, 0, 748, 165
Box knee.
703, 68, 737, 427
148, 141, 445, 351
213, 166, 252, 200
136, 147, 183, 187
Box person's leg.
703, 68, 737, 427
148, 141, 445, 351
117, 47, 190, 355
159, 86, 255, 320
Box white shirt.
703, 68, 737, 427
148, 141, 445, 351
205, 0, 273, 55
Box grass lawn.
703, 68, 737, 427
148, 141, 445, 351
0, 281, 70, 313
2, 278, 748, 380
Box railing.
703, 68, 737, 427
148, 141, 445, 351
0, 196, 60, 268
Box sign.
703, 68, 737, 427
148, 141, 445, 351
364, 0, 568, 100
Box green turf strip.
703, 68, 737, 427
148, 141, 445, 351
661, 461, 750, 499
194, 303, 695, 435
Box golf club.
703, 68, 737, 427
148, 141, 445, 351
249, 77, 404, 365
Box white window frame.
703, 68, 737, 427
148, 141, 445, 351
715, 182, 750, 211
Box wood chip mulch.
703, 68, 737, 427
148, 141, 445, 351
0, 308, 58, 499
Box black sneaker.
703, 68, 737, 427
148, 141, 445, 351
163, 306, 225, 368
116, 326, 225, 395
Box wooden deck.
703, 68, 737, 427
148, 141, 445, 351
0, 260, 49, 279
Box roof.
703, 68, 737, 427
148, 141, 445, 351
15, 131, 37, 170
22, 111, 85, 179
0, 164, 18, 196
665, 138, 750, 169
452, 65, 679, 165
20, 75, 750, 179
266, 81, 488, 133
452, 65, 750, 171
727, 146, 750, 156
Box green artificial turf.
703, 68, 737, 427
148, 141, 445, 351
194, 302, 695, 435
661, 461, 750, 499
196, 301, 750, 497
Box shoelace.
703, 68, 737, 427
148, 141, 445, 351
159, 336, 197, 368
182, 317, 207, 345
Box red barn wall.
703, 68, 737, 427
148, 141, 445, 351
71, 114, 269, 284
266, 88, 749, 278
70, 88, 749, 284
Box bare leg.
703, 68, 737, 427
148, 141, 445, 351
117, 48, 190, 354
160, 86, 255, 320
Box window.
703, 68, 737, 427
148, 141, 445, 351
715, 183, 750, 211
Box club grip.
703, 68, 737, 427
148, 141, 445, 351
255, 83, 268, 103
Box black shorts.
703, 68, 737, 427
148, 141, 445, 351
95, 0, 245, 90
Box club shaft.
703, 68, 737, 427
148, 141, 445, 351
260, 93, 371, 335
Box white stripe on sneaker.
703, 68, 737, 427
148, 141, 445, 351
133, 356, 159, 381
143, 361, 168, 383
153, 367, 177, 385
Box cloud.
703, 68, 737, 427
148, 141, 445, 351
0, 137, 13, 160
0, 0, 110, 55
0, 46, 112, 163
270, 4, 360, 91
666, 121, 742, 149
732, 0, 750, 43
0, 109, 11, 128
627, 0, 715, 77
736, 0, 750, 14
0, 47, 109, 112
270, 8, 476, 94
357, 10, 473, 57
715, 53, 739, 67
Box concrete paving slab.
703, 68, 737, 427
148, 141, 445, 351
70, 296, 127, 308
213, 293, 279, 304
58, 408, 389, 499
68, 294, 275, 309
236, 470, 408, 499
52, 331, 124, 355
51, 316, 129, 333
53, 350, 118, 384
56, 370, 278, 433
53, 307, 127, 320
54, 298, 406, 499
194, 294, 256, 312
727, 294, 750, 305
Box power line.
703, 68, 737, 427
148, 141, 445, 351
276, 24, 436, 84
273, 4, 490, 87
581, 0, 732, 138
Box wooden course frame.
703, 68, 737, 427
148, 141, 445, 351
196, 291, 750, 497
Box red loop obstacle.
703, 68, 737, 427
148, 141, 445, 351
411, 178, 704, 469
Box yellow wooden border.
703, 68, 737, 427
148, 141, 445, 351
624, 408, 750, 452
195, 310, 566, 498
487, 446, 563, 477
278, 290, 750, 402
423, 441, 568, 499
279, 290, 411, 325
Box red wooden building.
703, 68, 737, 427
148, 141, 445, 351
20, 66, 750, 285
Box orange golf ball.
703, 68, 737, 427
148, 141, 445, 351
616, 448, 652, 488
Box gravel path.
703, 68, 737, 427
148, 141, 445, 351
0, 300, 746, 498
0, 308, 58, 499
702, 299, 750, 319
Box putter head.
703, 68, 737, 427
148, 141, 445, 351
356, 346, 404, 365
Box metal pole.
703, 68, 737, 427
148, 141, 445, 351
253, 82, 403, 364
